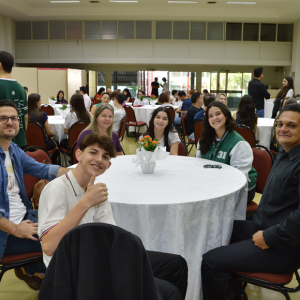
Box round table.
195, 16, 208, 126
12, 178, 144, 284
256, 118, 275, 149
95, 155, 247, 300
48, 115, 67, 143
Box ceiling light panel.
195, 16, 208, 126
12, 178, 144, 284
226, 2, 256, 4
50, 1, 80, 3
109, 0, 138, 2
168, 1, 198, 3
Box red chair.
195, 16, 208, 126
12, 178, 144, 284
166, 106, 175, 124
60, 120, 90, 166
181, 114, 195, 155
70, 141, 78, 165
235, 125, 256, 147
124, 106, 148, 142
40, 105, 54, 116
118, 115, 128, 155
130, 97, 135, 103
194, 120, 203, 145
224, 270, 300, 300
247, 145, 274, 215
26, 121, 60, 164
178, 140, 188, 156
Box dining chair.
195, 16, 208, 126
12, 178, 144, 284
178, 139, 188, 156
234, 125, 256, 147
166, 106, 175, 125
70, 141, 78, 165
194, 120, 203, 145
118, 115, 128, 155
181, 114, 195, 155
40, 105, 54, 116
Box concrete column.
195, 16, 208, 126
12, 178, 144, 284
291, 20, 300, 94
0, 17, 14, 55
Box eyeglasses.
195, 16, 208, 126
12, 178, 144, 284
0, 116, 20, 124
203, 164, 222, 169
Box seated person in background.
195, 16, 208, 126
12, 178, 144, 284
194, 93, 216, 122
94, 87, 105, 102
194, 88, 200, 93
185, 92, 203, 138
157, 93, 172, 107
112, 93, 126, 133
77, 103, 122, 156
270, 98, 298, 153
60, 94, 91, 150
202, 89, 209, 96
170, 89, 178, 105
123, 88, 132, 103
55, 90, 68, 104
0, 100, 69, 290
196, 101, 257, 205
201, 103, 300, 300
75, 90, 80, 94
133, 90, 149, 106
216, 93, 227, 106
38, 133, 188, 300
232, 95, 258, 134
186, 90, 194, 99
174, 91, 192, 126
28, 93, 59, 163
140, 107, 180, 155
165, 90, 171, 101
106, 88, 112, 95
90, 92, 111, 115
79, 86, 92, 112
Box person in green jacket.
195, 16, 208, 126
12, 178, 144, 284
196, 101, 257, 204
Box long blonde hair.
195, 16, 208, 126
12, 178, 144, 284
86, 103, 114, 137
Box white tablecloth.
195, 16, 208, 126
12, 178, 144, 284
95, 155, 247, 300
48, 115, 67, 143
264, 99, 274, 118
256, 118, 275, 149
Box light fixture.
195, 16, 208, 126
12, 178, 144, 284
109, 0, 138, 2
168, 1, 198, 3
226, 2, 256, 4
50, 1, 80, 3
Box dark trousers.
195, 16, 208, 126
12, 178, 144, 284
148, 251, 188, 300
271, 98, 282, 118
201, 220, 300, 300
4, 210, 46, 275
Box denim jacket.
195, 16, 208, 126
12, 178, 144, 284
0, 142, 60, 260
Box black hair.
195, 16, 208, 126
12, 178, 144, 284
143, 107, 175, 152
199, 102, 235, 154
279, 103, 300, 118
101, 92, 111, 99
254, 67, 263, 78
177, 91, 186, 97
191, 92, 201, 104
23, 87, 28, 92
0, 100, 19, 115
56, 90, 64, 100
28, 93, 42, 123
172, 90, 178, 96
204, 93, 216, 107
97, 87, 105, 95
70, 94, 91, 123
237, 95, 258, 128
80, 86, 87, 94
123, 88, 132, 99
276, 76, 295, 99
0, 51, 14, 73
138, 90, 145, 96
114, 93, 124, 105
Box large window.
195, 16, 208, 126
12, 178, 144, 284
102, 21, 117, 39
226, 23, 242, 41
50, 22, 65, 39
207, 22, 223, 41
173, 22, 189, 40
97, 71, 106, 92
67, 22, 82, 39
85, 21, 100, 40
261, 23, 276, 41
33, 22, 48, 40
16, 22, 31, 40
156, 21, 172, 39
119, 21, 134, 39
136, 21, 152, 39
277, 24, 293, 42
191, 22, 206, 40
243, 23, 259, 41
111, 71, 138, 97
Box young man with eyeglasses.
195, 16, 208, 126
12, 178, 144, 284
0, 51, 28, 149
0, 100, 69, 290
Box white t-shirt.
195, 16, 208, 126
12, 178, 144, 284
139, 131, 180, 148
286, 89, 294, 98
161, 82, 168, 93
38, 170, 115, 267
174, 100, 183, 109
64, 111, 91, 131
83, 94, 92, 111
169, 95, 175, 104
4, 151, 26, 225
113, 108, 126, 133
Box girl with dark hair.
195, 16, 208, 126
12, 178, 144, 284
140, 107, 180, 155
196, 101, 257, 204
94, 87, 105, 102
112, 93, 126, 133
28, 93, 59, 161
90, 92, 111, 115
123, 88, 131, 103
56, 90, 68, 104
233, 95, 258, 133
272, 77, 295, 118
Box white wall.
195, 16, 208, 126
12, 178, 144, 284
11, 67, 38, 95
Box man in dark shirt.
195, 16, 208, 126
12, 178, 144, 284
185, 92, 203, 137
248, 67, 270, 118
201, 103, 300, 300
151, 77, 160, 97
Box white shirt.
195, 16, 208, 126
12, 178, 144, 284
160, 103, 173, 107
174, 100, 183, 109
83, 94, 92, 112
139, 131, 180, 148
113, 108, 126, 133
109, 100, 116, 110
63, 111, 78, 130
161, 82, 168, 93
4, 151, 26, 224
169, 95, 175, 104
38, 170, 115, 267
286, 89, 294, 98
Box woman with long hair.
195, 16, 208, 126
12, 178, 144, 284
28, 93, 59, 162
123, 88, 132, 103
216, 93, 227, 106
233, 95, 258, 133
55, 90, 68, 104
140, 107, 180, 155
90, 92, 111, 115
77, 103, 122, 156
94, 87, 105, 102
157, 93, 171, 106
272, 76, 295, 118
196, 101, 257, 204
60, 94, 91, 149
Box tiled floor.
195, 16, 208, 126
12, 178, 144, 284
1, 135, 299, 300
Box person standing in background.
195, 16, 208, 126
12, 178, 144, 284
0, 51, 28, 149
161, 77, 168, 93
80, 86, 92, 112
151, 77, 160, 97
248, 67, 270, 118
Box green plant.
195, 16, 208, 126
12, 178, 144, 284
50, 96, 55, 101
60, 104, 68, 110
137, 135, 160, 152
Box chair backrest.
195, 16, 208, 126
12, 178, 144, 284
194, 120, 203, 144
26, 121, 47, 149
124, 106, 137, 123
130, 97, 135, 103
251, 145, 274, 194
235, 125, 256, 147
178, 140, 188, 156
181, 114, 188, 136
70, 141, 78, 165
23, 147, 52, 200
40, 105, 54, 116
118, 114, 128, 138
166, 106, 175, 124
67, 120, 90, 152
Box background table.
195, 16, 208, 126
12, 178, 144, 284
264, 99, 274, 118
48, 115, 67, 143
256, 118, 275, 149
42, 104, 71, 116
95, 155, 247, 300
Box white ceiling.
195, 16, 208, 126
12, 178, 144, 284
0, 0, 300, 22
